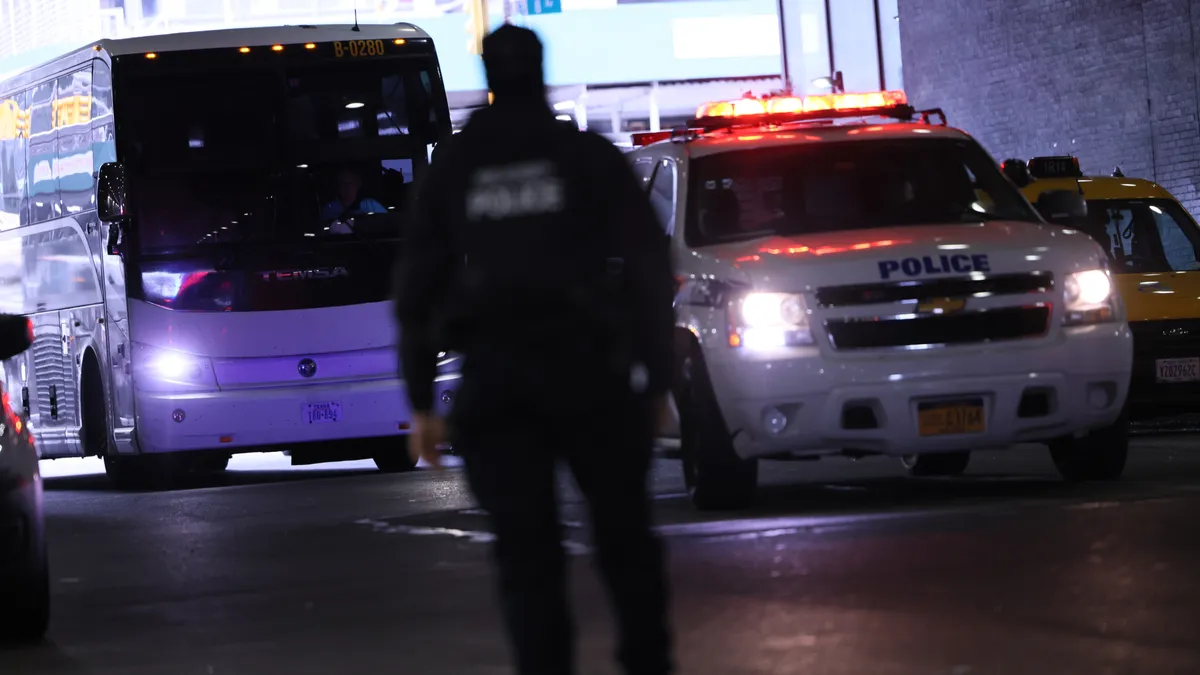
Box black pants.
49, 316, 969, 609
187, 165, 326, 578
456, 396, 673, 675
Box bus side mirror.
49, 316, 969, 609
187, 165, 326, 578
98, 162, 127, 256
0, 315, 33, 361
1036, 189, 1087, 223
98, 162, 127, 224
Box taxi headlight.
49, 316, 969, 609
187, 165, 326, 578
730, 292, 813, 349
1063, 269, 1118, 325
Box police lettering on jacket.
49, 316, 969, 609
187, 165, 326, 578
466, 160, 566, 221
877, 254, 991, 280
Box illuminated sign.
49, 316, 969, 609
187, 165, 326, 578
333, 39, 390, 58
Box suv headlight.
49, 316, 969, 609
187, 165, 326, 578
132, 343, 218, 392
728, 292, 814, 349
1063, 269, 1119, 325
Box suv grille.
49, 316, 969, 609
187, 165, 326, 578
825, 305, 1051, 350
814, 272, 1053, 308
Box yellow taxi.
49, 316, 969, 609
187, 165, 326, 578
1006, 155, 1200, 423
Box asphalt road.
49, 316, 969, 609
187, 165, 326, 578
4, 437, 1200, 675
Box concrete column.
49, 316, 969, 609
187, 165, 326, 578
648, 81, 660, 132
574, 85, 588, 131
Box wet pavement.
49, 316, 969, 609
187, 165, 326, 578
4, 438, 1200, 674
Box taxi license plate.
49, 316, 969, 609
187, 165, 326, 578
1156, 357, 1200, 383
304, 402, 341, 424
917, 399, 985, 437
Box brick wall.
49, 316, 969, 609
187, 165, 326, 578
898, 0, 1200, 214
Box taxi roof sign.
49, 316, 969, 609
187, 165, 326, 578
1028, 155, 1082, 179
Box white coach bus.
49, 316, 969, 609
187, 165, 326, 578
0, 24, 460, 488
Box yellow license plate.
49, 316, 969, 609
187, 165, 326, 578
917, 400, 985, 437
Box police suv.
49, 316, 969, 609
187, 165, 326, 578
630, 91, 1133, 510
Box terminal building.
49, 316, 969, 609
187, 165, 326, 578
0, 0, 903, 145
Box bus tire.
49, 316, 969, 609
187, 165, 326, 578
373, 436, 418, 473
80, 351, 109, 458
104, 454, 186, 491
193, 455, 231, 473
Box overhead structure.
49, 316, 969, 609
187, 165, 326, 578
465, 0, 489, 55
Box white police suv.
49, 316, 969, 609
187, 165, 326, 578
630, 91, 1133, 510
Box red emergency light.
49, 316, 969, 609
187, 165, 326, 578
631, 130, 673, 147
695, 90, 910, 120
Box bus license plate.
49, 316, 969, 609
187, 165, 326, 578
917, 399, 985, 437
304, 402, 342, 424
1156, 358, 1200, 383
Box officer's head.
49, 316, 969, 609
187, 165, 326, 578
482, 24, 545, 104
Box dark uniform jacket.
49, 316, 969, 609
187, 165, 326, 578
393, 100, 674, 423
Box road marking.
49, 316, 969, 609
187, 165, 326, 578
358, 483, 1200, 549
354, 518, 591, 555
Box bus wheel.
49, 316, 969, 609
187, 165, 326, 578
103, 454, 185, 491
373, 437, 418, 473
80, 353, 108, 457
193, 455, 231, 473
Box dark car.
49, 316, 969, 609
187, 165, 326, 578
0, 314, 48, 643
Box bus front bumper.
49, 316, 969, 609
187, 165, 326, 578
131, 375, 460, 454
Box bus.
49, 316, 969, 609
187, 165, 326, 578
0, 24, 461, 488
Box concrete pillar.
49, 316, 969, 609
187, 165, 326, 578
648, 81, 660, 132
574, 85, 588, 131
776, 0, 845, 95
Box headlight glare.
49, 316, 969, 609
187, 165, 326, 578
132, 343, 218, 391
730, 292, 813, 348
1066, 269, 1112, 306
1063, 269, 1118, 325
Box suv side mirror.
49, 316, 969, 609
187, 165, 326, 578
1036, 189, 1087, 223
98, 162, 127, 224
0, 315, 33, 360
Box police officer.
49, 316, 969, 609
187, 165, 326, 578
393, 23, 675, 675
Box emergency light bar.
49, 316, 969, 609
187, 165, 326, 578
629, 90, 943, 148
695, 90, 909, 119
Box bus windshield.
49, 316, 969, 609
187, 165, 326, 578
114, 43, 447, 257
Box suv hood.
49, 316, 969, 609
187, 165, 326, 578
707, 221, 1107, 290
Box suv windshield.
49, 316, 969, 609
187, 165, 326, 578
1077, 198, 1200, 273
685, 137, 1040, 246
115, 44, 447, 257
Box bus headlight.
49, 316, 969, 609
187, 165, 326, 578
132, 343, 218, 391
1063, 269, 1118, 325
729, 292, 813, 349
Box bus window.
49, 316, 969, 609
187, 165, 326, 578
116, 49, 444, 255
